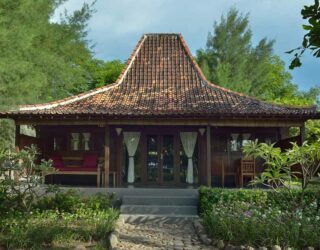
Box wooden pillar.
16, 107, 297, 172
104, 125, 110, 187
300, 124, 306, 144
116, 130, 123, 187
15, 125, 20, 151
206, 125, 211, 187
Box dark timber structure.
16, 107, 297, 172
1, 33, 319, 188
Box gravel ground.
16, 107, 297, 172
115, 216, 215, 250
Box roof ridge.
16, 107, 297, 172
176, 34, 317, 111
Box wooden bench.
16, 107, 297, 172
51, 156, 103, 187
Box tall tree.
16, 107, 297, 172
0, 0, 96, 149
0, 0, 95, 110
86, 59, 125, 90
196, 8, 319, 106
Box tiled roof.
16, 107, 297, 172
2, 33, 319, 119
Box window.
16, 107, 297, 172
53, 136, 63, 151
82, 133, 91, 151
242, 133, 251, 147
71, 133, 80, 151
70, 132, 92, 151
230, 133, 240, 152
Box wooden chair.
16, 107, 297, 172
239, 157, 255, 187
221, 158, 238, 187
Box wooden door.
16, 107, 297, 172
145, 134, 176, 185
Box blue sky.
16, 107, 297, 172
54, 0, 319, 91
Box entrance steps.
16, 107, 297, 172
119, 188, 199, 217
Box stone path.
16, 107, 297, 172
116, 216, 214, 250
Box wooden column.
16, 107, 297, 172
116, 130, 123, 187
206, 125, 211, 187
15, 125, 20, 151
104, 125, 110, 187
300, 124, 306, 144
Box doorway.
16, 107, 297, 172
146, 134, 176, 185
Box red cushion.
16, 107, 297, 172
83, 154, 98, 168
50, 155, 64, 169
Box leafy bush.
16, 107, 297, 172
0, 145, 54, 212
0, 208, 118, 249
0, 190, 119, 249
199, 187, 268, 214
0, 145, 119, 249
200, 187, 320, 248
35, 189, 117, 212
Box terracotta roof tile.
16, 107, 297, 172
1, 33, 319, 119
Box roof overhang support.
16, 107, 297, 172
206, 125, 211, 187
300, 124, 306, 144
104, 125, 110, 188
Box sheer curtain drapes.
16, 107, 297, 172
180, 132, 198, 184
123, 132, 141, 183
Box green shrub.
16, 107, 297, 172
35, 189, 82, 213
199, 187, 268, 214
0, 189, 119, 249
200, 187, 320, 249
0, 208, 119, 249
34, 189, 117, 213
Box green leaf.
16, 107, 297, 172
303, 25, 313, 30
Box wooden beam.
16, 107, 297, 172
104, 125, 110, 187
14, 118, 305, 127
206, 125, 211, 187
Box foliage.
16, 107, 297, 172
287, 141, 320, 194
199, 187, 268, 214
0, 145, 54, 212
200, 187, 320, 248
0, 0, 96, 109
243, 140, 320, 201
86, 59, 125, 90
196, 8, 319, 106
0, 205, 118, 249
287, 0, 320, 69
0, 0, 96, 149
0, 120, 14, 150
242, 141, 296, 190
0, 185, 118, 249
306, 119, 320, 143
35, 189, 117, 213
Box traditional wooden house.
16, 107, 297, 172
1, 33, 319, 188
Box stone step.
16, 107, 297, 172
120, 205, 198, 215
108, 187, 198, 198
120, 214, 199, 223
122, 195, 198, 206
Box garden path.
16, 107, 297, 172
115, 216, 214, 250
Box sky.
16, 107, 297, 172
53, 0, 320, 91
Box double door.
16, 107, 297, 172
146, 134, 177, 185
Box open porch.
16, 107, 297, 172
15, 121, 305, 188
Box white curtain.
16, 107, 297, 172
71, 133, 80, 151
242, 133, 251, 147
123, 132, 141, 183
82, 133, 91, 151
180, 132, 198, 184
231, 133, 239, 151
